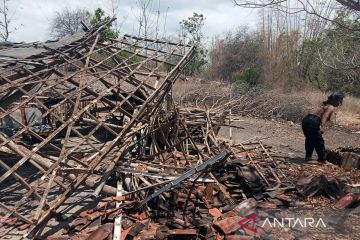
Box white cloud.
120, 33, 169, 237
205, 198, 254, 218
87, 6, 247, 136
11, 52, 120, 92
7, 0, 259, 42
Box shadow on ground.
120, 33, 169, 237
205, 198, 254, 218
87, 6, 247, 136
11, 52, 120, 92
288, 156, 305, 164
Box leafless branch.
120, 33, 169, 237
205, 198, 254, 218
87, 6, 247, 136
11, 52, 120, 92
49, 7, 90, 38
336, 0, 360, 11
0, 0, 21, 41
234, 0, 360, 11
233, 0, 360, 31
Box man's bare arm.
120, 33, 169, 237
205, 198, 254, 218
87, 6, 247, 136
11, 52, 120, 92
320, 105, 334, 131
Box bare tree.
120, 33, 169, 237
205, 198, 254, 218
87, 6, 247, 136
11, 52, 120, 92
106, 0, 128, 34
49, 7, 90, 39
318, 10, 360, 72
109, 0, 120, 17
234, 0, 360, 11
162, 6, 169, 38
233, 0, 360, 30
234, 0, 360, 93
131, 0, 170, 40
0, 0, 21, 41
135, 0, 157, 38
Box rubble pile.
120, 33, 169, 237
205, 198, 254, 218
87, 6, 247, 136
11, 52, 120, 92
44, 131, 360, 240
326, 147, 360, 170
46, 136, 292, 240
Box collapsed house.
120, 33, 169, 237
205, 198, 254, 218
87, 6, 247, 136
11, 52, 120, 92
0, 20, 197, 237
0, 21, 359, 240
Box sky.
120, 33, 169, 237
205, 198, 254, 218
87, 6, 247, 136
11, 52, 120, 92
7, 0, 259, 43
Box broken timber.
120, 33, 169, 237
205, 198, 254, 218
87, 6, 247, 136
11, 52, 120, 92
0, 18, 195, 237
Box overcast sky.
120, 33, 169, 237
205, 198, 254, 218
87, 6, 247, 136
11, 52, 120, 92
8, 0, 259, 43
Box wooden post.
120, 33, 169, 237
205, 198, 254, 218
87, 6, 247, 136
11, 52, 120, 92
113, 178, 124, 240
229, 85, 233, 144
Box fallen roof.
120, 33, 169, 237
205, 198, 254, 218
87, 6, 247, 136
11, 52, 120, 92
0, 32, 85, 61
0, 19, 195, 237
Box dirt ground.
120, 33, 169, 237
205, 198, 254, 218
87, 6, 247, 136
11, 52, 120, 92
219, 116, 360, 160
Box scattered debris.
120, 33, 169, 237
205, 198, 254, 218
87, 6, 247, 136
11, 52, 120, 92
298, 174, 344, 200
327, 147, 360, 170
334, 193, 360, 209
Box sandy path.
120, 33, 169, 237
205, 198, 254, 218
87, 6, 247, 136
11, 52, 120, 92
219, 117, 360, 159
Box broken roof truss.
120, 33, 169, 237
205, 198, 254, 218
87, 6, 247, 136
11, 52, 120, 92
0, 20, 195, 236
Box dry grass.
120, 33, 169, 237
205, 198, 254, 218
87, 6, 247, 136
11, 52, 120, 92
172, 79, 231, 107
173, 79, 310, 122
173, 79, 360, 129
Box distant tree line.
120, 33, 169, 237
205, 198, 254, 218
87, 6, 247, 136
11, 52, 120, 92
3, 0, 358, 96
206, 2, 360, 96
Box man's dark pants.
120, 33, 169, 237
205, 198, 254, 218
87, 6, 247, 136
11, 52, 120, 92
301, 114, 325, 161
